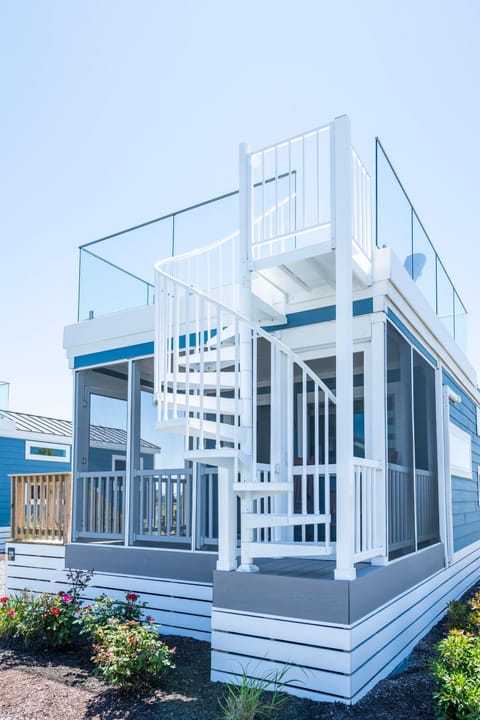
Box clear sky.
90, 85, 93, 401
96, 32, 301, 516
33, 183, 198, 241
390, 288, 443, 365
1, 0, 479, 419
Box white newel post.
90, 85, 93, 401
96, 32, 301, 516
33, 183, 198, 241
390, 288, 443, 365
237, 142, 258, 573
333, 115, 356, 581
126, 359, 140, 547
216, 466, 238, 571
370, 313, 388, 564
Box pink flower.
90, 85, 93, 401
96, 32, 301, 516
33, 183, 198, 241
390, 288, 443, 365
62, 595, 73, 603
50, 607, 60, 616
7, 609, 15, 617
0, 597, 8, 603
126, 592, 138, 601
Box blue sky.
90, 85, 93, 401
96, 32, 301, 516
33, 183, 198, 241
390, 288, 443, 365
1, 0, 479, 418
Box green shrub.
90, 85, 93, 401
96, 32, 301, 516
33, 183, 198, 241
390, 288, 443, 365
0, 590, 80, 649
78, 592, 149, 640
91, 618, 175, 693
432, 629, 480, 719
447, 591, 480, 634
219, 667, 290, 720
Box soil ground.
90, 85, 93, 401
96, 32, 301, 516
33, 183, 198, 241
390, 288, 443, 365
0, 553, 456, 720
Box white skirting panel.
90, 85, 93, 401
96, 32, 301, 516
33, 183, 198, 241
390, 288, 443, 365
5, 543, 212, 642
211, 543, 480, 704
0, 527, 10, 552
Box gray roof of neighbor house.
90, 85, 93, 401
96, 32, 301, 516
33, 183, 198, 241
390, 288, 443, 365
0, 410, 159, 450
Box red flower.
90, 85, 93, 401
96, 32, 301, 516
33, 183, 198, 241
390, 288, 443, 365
126, 593, 138, 601
7, 609, 15, 617
50, 607, 60, 615
0, 597, 8, 603
58, 591, 65, 596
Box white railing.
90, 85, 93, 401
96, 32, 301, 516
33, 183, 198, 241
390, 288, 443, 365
133, 468, 192, 543
76, 471, 125, 540
157, 232, 240, 309
155, 261, 336, 460
155, 259, 338, 562
353, 458, 384, 560
249, 124, 332, 260
352, 147, 372, 260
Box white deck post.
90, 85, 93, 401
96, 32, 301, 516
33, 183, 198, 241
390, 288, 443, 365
237, 141, 258, 572
126, 359, 140, 546
216, 466, 238, 571
370, 313, 388, 564
333, 115, 356, 581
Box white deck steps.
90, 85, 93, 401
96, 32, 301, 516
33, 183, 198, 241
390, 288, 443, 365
242, 513, 331, 529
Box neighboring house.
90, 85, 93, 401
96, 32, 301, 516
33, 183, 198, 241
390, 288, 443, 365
5, 116, 480, 704
0, 410, 159, 550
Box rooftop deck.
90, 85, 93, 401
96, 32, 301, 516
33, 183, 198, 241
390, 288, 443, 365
76, 129, 468, 352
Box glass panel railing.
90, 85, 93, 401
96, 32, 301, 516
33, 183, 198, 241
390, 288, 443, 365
78, 191, 239, 320
78, 250, 154, 321
376, 139, 468, 352
436, 260, 454, 337
454, 291, 468, 353
412, 213, 437, 313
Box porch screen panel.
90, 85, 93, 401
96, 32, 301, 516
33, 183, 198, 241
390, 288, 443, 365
387, 325, 415, 559
413, 351, 439, 549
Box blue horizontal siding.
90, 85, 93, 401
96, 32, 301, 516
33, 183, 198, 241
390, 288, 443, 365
443, 371, 480, 552
0, 437, 71, 526
73, 300, 374, 369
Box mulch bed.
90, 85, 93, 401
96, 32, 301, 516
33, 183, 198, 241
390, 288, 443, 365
2, 553, 475, 720
0, 620, 445, 720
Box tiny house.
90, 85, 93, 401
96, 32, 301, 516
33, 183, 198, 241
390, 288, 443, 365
6, 115, 480, 703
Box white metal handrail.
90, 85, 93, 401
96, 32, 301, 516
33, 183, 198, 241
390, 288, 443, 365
249, 124, 332, 260
352, 147, 372, 259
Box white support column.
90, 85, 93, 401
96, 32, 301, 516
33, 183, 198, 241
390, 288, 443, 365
333, 115, 356, 581
237, 141, 258, 573
370, 313, 388, 565
126, 359, 141, 547
216, 466, 238, 571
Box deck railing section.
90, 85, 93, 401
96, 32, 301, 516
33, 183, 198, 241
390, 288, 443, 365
76, 471, 124, 540
352, 147, 372, 260
387, 464, 438, 553
199, 465, 219, 545
249, 124, 332, 260
353, 459, 384, 560
11, 472, 71, 543
415, 468, 439, 546
133, 468, 192, 543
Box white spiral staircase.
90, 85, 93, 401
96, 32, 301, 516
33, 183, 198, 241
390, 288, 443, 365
154, 119, 384, 571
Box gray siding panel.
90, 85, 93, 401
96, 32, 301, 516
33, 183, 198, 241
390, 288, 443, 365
213, 544, 444, 624
443, 371, 480, 552
65, 543, 217, 583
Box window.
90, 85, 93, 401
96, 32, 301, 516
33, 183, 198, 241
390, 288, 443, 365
25, 441, 70, 463
449, 422, 472, 479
